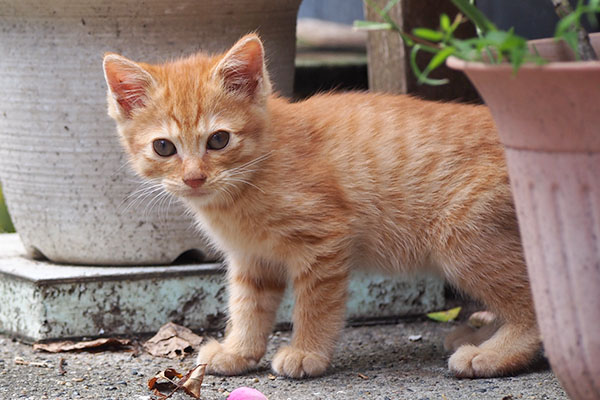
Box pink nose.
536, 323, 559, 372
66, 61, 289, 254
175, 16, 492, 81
183, 174, 207, 188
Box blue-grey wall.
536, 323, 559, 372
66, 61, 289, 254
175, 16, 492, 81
477, 0, 560, 39
298, 0, 364, 25
478, 0, 598, 39
297, 0, 597, 39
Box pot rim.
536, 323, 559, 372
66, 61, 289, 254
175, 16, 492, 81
446, 54, 600, 72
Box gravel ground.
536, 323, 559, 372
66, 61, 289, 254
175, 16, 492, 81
0, 320, 567, 400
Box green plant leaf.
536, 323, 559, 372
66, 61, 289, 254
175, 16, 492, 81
484, 30, 510, 46
363, 0, 403, 32
424, 46, 455, 72
449, 13, 464, 34
412, 27, 444, 42
427, 307, 462, 322
560, 30, 580, 58
382, 0, 402, 15
450, 0, 497, 33
555, 12, 581, 37
353, 20, 394, 31
584, 0, 600, 27
440, 14, 451, 31
399, 31, 415, 46
410, 45, 450, 86
0, 185, 15, 233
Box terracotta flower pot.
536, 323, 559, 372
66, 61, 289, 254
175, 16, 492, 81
448, 34, 600, 400
0, 0, 301, 265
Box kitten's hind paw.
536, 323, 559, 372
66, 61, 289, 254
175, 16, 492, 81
448, 344, 503, 378
448, 343, 535, 378
271, 346, 329, 378
448, 322, 541, 378
197, 339, 257, 376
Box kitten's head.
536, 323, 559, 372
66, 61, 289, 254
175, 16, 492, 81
103, 34, 272, 207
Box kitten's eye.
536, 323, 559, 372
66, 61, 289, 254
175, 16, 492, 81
153, 139, 177, 157
207, 131, 230, 150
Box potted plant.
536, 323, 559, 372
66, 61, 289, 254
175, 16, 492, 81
357, 1, 599, 399
0, 0, 302, 265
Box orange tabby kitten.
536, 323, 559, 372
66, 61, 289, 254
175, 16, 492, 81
103, 34, 540, 378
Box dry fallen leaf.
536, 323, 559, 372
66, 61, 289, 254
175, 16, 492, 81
148, 368, 183, 391
148, 364, 206, 400
58, 357, 66, 375
14, 357, 50, 368
33, 338, 131, 353
181, 364, 206, 399
144, 322, 203, 359
357, 373, 369, 380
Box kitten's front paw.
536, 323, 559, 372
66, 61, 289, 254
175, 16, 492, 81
197, 339, 257, 376
448, 345, 504, 378
271, 346, 329, 378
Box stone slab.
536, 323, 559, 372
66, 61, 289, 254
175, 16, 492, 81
0, 234, 445, 342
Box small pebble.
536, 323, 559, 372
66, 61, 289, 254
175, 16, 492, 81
408, 335, 422, 342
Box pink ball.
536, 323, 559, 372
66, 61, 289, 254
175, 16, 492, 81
227, 386, 268, 400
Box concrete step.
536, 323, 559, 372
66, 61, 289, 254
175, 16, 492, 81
0, 234, 444, 342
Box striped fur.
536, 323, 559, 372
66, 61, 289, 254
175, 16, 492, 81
103, 34, 540, 379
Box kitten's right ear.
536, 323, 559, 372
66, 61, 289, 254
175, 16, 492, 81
103, 53, 155, 119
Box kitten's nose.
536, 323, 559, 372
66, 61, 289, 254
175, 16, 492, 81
183, 174, 207, 188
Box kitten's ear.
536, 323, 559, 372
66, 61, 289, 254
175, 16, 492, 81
213, 34, 271, 99
103, 53, 155, 119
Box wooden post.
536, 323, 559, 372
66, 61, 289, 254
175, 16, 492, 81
365, 0, 480, 102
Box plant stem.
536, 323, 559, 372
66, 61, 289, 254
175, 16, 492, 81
551, 0, 598, 60
552, 0, 574, 17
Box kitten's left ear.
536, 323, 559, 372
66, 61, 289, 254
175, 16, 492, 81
213, 34, 272, 100
103, 53, 155, 119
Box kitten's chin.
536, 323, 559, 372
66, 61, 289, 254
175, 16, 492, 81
180, 189, 219, 208
180, 189, 213, 200
183, 189, 211, 197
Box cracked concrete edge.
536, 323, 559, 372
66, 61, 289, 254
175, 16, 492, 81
0, 234, 445, 341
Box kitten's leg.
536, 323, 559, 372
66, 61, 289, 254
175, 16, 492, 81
197, 257, 285, 375
271, 253, 349, 378
449, 320, 540, 378
440, 241, 541, 377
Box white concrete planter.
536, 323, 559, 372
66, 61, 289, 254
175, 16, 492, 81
0, 0, 301, 265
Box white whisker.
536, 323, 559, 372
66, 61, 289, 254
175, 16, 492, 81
219, 181, 238, 205
120, 183, 165, 213
226, 177, 265, 194
210, 150, 274, 197
227, 151, 274, 175
144, 189, 171, 217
